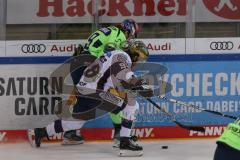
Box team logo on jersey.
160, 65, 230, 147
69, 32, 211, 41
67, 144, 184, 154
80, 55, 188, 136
203, 0, 240, 19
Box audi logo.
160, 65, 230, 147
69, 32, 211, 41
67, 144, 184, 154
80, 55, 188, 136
210, 41, 234, 50
21, 44, 46, 53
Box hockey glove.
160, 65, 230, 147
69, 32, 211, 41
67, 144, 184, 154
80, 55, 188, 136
121, 80, 154, 98
73, 44, 84, 57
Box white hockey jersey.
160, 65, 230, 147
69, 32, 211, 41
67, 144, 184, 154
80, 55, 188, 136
77, 50, 134, 95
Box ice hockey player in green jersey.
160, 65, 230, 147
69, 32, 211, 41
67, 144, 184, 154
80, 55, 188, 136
213, 119, 240, 160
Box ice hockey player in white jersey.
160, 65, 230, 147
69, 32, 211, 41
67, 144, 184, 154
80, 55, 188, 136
31, 41, 152, 157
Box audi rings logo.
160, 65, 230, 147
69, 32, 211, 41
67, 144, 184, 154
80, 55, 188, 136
210, 41, 234, 50
21, 44, 46, 53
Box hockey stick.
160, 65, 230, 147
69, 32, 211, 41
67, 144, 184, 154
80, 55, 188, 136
158, 95, 238, 120
145, 97, 205, 132
126, 84, 205, 132
121, 83, 205, 132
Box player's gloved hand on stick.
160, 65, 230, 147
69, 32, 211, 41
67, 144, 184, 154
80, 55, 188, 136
121, 78, 154, 98
137, 86, 154, 97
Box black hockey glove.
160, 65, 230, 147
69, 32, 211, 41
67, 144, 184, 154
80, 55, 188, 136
72, 44, 84, 57
121, 80, 154, 98
136, 85, 154, 98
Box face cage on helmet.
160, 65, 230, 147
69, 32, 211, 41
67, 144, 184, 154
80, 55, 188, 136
129, 48, 148, 63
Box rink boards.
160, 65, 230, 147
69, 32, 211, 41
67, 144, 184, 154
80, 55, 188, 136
0, 39, 240, 142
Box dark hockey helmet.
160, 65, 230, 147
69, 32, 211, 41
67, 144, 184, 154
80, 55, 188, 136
120, 19, 140, 39
124, 40, 149, 63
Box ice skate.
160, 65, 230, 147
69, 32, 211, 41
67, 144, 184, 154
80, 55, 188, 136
35, 128, 49, 147
114, 135, 138, 149
62, 130, 84, 145
119, 137, 143, 157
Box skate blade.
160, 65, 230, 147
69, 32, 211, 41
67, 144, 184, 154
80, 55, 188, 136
61, 139, 84, 145
119, 149, 143, 157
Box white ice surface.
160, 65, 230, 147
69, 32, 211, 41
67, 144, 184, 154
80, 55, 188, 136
0, 139, 217, 160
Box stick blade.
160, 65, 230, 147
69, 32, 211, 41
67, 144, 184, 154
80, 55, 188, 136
174, 121, 205, 132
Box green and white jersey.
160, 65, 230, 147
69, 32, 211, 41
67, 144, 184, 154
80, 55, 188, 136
83, 26, 126, 58
217, 122, 240, 151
